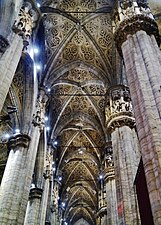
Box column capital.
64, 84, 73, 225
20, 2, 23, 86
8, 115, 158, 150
12, 1, 39, 47
105, 85, 135, 132
29, 187, 43, 199
113, 0, 160, 55
7, 133, 31, 150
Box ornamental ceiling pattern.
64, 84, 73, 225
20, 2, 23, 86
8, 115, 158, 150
42, 0, 114, 224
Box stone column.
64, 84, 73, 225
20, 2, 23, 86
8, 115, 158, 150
104, 143, 118, 225
24, 187, 43, 225
0, 133, 31, 224
0, 2, 38, 113
97, 177, 107, 225
114, 2, 161, 224
24, 130, 46, 225
50, 181, 60, 225
106, 85, 140, 225
20, 89, 49, 224
39, 148, 53, 225
0, 89, 48, 224
0, 0, 22, 39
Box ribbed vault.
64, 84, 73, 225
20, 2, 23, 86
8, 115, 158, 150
41, 0, 114, 224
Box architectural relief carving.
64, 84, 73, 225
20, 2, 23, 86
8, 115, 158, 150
12, 2, 39, 45
113, 0, 160, 54
105, 85, 135, 131
13, 7, 32, 40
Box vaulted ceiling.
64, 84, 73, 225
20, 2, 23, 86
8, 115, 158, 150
41, 0, 115, 224
0, 0, 161, 225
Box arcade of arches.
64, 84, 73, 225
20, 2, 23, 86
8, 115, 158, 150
0, 0, 161, 225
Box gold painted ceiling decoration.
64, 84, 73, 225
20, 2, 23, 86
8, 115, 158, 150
41, 0, 114, 224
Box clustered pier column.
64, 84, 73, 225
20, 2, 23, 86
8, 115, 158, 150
0, 134, 30, 224
0, 89, 48, 224
23, 89, 49, 225
106, 85, 141, 225
24, 131, 46, 225
0, 2, 38, 113
114, 1, 161, 224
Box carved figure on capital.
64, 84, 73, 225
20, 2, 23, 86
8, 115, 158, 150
12, 2, 39, 45
105, 86, 133, 122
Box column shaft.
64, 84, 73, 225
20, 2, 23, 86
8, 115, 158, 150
0, 0, 23, 39
105, 173, 118, 225
0, 34, 23, 112
106, 85, 141, 225
122, 32, 161, 225
114, 2, 161, 222
24, 129, 44, 225
0, 134, 30, 224
40, 178, 50, 225
112, 126, 140, 225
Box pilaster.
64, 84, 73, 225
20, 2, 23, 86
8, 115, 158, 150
0, 1, 39, 113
